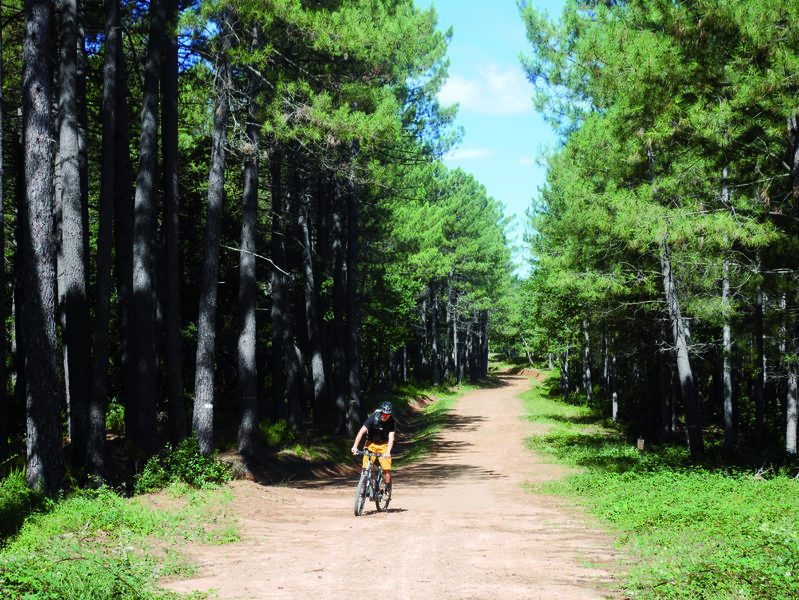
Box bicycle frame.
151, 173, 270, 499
354, 450, 389, 516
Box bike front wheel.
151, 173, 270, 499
374, 469, 390, 512
354, 470, 368, 516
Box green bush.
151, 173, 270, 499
0, 469, 41, 540
106, 401, 125, 434
259, 419, 296, 447
134, 437, 231, 494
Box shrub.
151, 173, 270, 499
134, 437, 231, 494
0, 469, 41, 540
106, 401, 125, 434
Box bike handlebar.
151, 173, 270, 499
355, 450, 386, 458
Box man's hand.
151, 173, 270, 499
383, 451, 391, 459
351, 446, 358, 455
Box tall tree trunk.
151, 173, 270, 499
431, 283, 440, 385
721, 257, 735, 451
331, 176, 347, 432
299, 166, 327, 428
237, 66, 259, 455
786, 114, 799, 456
660, 235, 703, 460
753, 272, 766, 454
132, 0, 166, 459
345, 141, 362, 434
57, 0, 90, 470
193, 26, 231, 456
452, 294, 459, 383
114, 14, 135, 447
269, 145, 287, 422
87, 0, 120, 478
22, 0, 65, 494
0, 0, 6, 462
582, 316, 592, 404
444, 287, 452, 381
77, 11, 89, 298
283, 157, 303, 430
785, 294, 797, 456
656, 326, 671, 440
162, 0, 185, 445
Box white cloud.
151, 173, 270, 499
438, 64, 533, 115
443, 147, 493, 162
518, 156, 537, 166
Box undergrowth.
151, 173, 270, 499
0, 482, 236, 599
134, 437, 232, 494
524, 373, 799, 599
0, 440, 237, 599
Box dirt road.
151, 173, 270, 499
163, 374, 621, 599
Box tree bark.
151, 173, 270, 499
721, 257, 735, 451
237, 64, 259, 455
331, 175, 347, 432
162, 0, 185, 445
87, 0, 120, 478
283, 157, 303, 430
582, 316, 592, 404
753, 274, 766, 454
113, 12, 135, 447
269, 144, 288, 422
787, 114, 799, 456
431, 283, 440, 385
0, 0, 7, 462
22, 0, 65, 494
785, 295, 797, 456
298, 165, 327, 428
345, 141, 362, 434
193, 25, 231, 456
57, 0, 90, 469
660, 235, 703, 460
132, 0, 166, 459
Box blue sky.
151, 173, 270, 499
416, 0, 566, 274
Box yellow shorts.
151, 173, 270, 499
362, 442, 391, 471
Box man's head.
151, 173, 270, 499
379, 401, 393, 421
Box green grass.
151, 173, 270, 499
523, 374, 799, 599
0, 476, 237, 599
0, 469, 42, 540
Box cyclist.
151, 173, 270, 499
351, 401, 395, 499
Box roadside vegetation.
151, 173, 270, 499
524, 372, 799, 600
0, 441, 234, 599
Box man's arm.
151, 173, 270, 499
351, 425, 368, 454
384, 430, 395, 457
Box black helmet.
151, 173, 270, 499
379, 401, 393, 415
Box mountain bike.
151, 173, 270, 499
353, 450, 390, 516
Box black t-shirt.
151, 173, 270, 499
363, 411, 395, 444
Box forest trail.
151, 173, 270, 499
162, 375, 621, 599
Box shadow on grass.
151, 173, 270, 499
530, 405, 796, 477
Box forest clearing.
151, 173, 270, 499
3, 1, 799, 598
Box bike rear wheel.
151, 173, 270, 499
374, 468, 390, 512
354, 470, 368, 516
